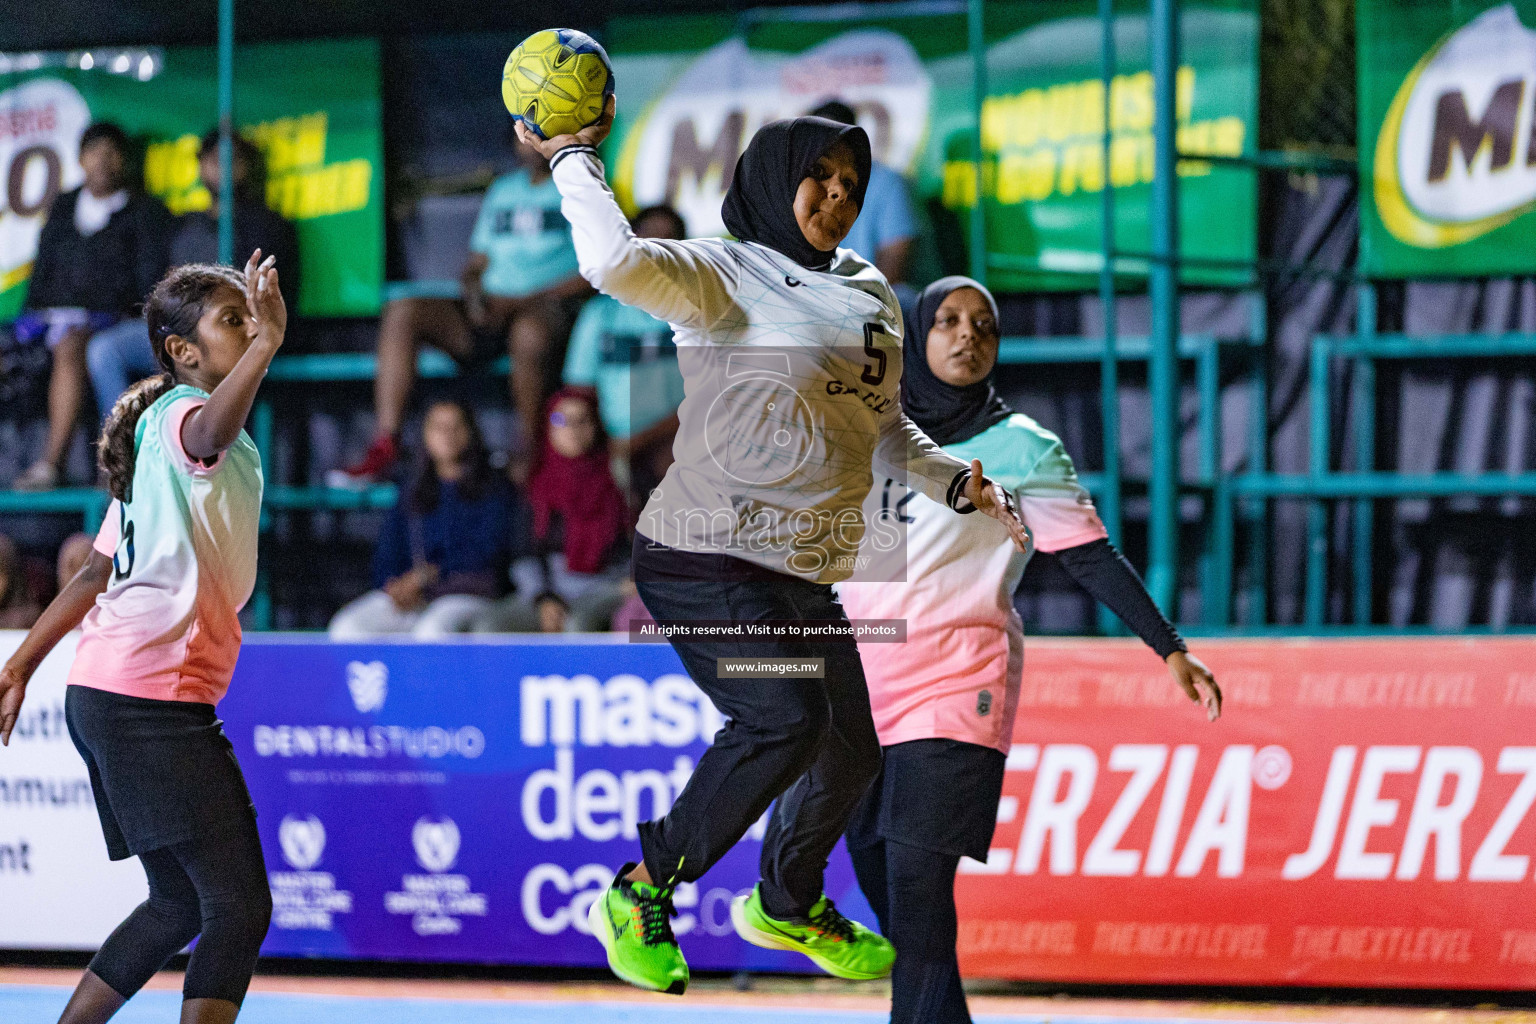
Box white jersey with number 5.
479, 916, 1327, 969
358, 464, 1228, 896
551, 147, 970, 583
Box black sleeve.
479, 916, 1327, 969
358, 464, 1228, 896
486, 482, 515, 599
371, 504, 413, 590
132, 194, 173, 303
25, 193, 71, 309
1053, 538, 1187, 659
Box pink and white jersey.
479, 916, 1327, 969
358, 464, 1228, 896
69, 386, 263, 705
835, 413, 1105, 753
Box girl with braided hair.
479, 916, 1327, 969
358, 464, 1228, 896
0, 252, 286, 1024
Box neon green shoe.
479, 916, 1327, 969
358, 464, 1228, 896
730, 885, 894, 980
587, 864, 689, 995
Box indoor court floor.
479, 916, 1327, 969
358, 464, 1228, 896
3, 970, 1534, 1024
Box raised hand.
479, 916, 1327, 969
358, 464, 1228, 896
514, 93, 616, 162
242, 249, 287, 350
181, 249, 290, 460
963, 458, 1030, 552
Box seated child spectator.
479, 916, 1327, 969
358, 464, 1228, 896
0, 534, 42, 629
87, 130, 301, 422
561, 204, 687, 500
525, 386, 629, 587
477, 388, 629, 633
56, 532, 95, 595
328, 400, 516, 639
331, 137, 590, 487
15, 122, 170, 490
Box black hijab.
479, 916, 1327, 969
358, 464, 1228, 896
721, 116, 871, 272
902, 276, 1012, 446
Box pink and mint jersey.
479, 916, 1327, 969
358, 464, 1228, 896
835, 413, 1106, 753
69, 384, 263, 705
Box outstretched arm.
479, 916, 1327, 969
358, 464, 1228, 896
1054, 540, 1220, 720
1014, 436, 1220, 720
1055, 539, 1184, 656
874, 407, 1029, 551
519, 99, 738, 329
181, 250, 287, 461
0, 551, 112, 745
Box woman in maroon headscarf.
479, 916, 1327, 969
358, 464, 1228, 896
527, 386, 631, 583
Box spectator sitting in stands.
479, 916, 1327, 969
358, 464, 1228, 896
476, 387, 629, 632
0, 534, 42, 629
56, 531, 94, 596
330, 136, 591, 487
524, 387, 629, 589
87, 130, 301, 425
808, 100, 918, 305
561, 204, 687, 502
329, 400, 516, 639
14, 122, 169, 490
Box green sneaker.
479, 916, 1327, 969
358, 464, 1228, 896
730, 885, 894, 980
587, 864, 689, 995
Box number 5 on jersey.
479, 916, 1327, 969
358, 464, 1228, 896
861, 323, 890, 385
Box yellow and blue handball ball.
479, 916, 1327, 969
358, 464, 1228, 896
502, 28, 615, 140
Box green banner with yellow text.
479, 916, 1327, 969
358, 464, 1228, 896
603, 2, 1256, 292
0, 38, 382, 319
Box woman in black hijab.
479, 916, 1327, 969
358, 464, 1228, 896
720, 115, 870, 270
900, 275, 1011, 445
838, 276, 1222, 1024
520, 102, 1029, 994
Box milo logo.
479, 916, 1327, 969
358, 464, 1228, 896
1375, 3, 1536, 248
613, 30, 931, 237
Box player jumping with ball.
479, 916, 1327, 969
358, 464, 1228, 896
516, 97, 1029, 994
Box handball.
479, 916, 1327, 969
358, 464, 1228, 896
502, 29, 615, 141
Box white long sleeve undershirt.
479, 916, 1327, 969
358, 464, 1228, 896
550, 145, 970, 582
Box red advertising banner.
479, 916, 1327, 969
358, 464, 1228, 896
956, 637, 1536, 989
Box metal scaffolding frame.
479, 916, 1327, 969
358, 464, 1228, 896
10, 0, 1533, 633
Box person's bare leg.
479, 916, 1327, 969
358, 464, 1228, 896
43, 327, 90, 469
372, 299, 424, 439
333, 298, 480, 484
56, 969, 126, 1024
179, 998, 240, 1024
374, 298, 476, 437
510, 306, 554, 456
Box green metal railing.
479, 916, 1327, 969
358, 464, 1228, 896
10, 0, 1525, 634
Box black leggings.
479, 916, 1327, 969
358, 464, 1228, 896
850, 838, 969, 1024
846, 739, 1005, 1024
633, 538, 881, 919
89, 816, 271, 1006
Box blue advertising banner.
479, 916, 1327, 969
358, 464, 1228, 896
219, 636, 864, 968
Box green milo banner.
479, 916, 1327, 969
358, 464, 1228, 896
0, 38, 382, 319
603, 2, 1256, 291
1360, 0, 1536, 277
